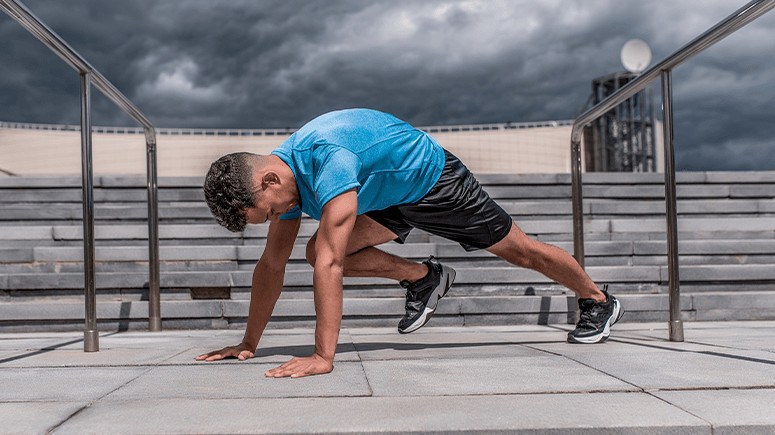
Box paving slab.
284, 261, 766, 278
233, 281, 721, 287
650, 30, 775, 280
0, 350, 23, 363
0, 323, 773, 433
654, 388, 775, 435
103, 362, 371, 400
350, 330, 548, 360
0, 402, 87, 434
0, 367, 146, 401
0, 346, 179, 367
53, 393, 708, 435
620, 324, 775, 352
168, 330, 360, 364
529, 339, 775, 390
0, 333, 84, 351
362, 355, 636, 396
89, 330, 235, 350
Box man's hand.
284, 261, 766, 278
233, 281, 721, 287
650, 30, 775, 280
264, 353, 333, 378
195, 342, 255, 362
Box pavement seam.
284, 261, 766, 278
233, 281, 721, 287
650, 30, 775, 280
522, 343, 719, 432
610, 337, 775, 367
522, 343, 646, 392
46, 365, 155, 434
45, 331, 178, 434
347, 329, 375, 397
644, 390, 715, 433
680, 337, 772, 354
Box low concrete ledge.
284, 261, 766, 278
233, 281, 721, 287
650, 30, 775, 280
3, 292, 764, 330
32, 246, 240, 262
0, 226, 53, 241
0, 248, 34, 262
0, 299, 223, 321
634, 239, 775, 255
5, 263, 774, 292
677, 264, 775, 281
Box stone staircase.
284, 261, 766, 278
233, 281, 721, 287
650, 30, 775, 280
1, 172, 774, 331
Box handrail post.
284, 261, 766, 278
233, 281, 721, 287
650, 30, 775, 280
146, 129, 161, 331
661, 69, 684, 342
80, 72, 98, 352
571, 139, 585, 268
570, 136, 585, 324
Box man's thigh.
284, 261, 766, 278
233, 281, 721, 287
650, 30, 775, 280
308, 214, 398, 253
346, 214, 399, 254
400, 150, 512, 251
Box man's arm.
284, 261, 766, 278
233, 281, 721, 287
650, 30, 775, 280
196, 216, 300, 361
265, 190, 357, 378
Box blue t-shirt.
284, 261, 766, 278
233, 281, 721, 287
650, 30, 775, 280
271, 109, 445, 220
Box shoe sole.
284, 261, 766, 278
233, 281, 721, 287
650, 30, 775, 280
567, 298, 624, 344
398, 265, 456, 334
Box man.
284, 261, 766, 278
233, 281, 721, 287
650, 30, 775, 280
196, 108, 623, 378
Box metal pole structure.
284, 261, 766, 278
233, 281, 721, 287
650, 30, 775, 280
571, 141, 585, 268
80, 72, 99, 352
1, 0, 163, 335
145, 130, 161, 331
569, 139, 584, 324
661, 70, 684, 342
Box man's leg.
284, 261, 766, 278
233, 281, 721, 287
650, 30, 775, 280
306, 214, 456, 334
487, 223, 623, 343
486, 223, 605, 301
306, 214, 426, 282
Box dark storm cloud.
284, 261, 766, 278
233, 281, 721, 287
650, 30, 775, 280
1, 0, 773, 170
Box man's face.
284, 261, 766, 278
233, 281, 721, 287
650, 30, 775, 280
243, 178, 296, 225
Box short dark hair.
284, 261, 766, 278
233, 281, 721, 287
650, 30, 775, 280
203, 152, 256, 232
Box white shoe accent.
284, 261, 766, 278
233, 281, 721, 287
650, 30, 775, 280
398, 261, 457, 334
400, 307, 435, 334
568, 298, 622, 344
602, 299, 622, 339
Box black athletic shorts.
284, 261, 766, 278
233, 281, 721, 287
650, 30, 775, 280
366, 149, 513, 251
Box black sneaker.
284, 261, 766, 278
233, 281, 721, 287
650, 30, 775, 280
397, 256, 456, 334
567, 285, 624, 344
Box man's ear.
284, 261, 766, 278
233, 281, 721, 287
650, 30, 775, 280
262, 171, 280, 187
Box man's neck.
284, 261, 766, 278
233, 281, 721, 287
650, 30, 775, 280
268, 154, 300, 205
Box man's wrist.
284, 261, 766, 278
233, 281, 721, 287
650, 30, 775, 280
314, 348, 335, 364
242, 339, 258, 351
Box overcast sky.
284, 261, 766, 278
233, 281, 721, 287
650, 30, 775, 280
1, 0, 773, 170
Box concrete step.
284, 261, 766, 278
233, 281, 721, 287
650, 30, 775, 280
22, 241, 633, 263
2, 172, 774, 189
2, 199, 774, 225
1, 291, 773, 331
0, 203, 214, 221
7, 183, 772, 203
5, 264, 775, 292
10, 239, 775, 265
2, 216, 772, 242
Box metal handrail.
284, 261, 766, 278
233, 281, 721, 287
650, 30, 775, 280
0, 0, 162, 351
570, 0, 775, 341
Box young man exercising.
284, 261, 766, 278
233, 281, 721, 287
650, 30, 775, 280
196, 108, 624, 378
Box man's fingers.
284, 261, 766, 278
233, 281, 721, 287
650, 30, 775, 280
265, 359, 300, 377
195, 346, 252, 362
290, 369, 310, 378
237, 350, 254, 361
205, 353, 226, 361
195, 351, 223, 361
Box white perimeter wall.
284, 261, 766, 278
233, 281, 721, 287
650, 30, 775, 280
0, 123, 654, 177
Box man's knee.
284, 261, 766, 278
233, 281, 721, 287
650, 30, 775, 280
305, 233, 317, 266
490, 227, 543, 269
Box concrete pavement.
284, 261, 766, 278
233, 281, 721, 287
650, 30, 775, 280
1, 321, 774, 434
